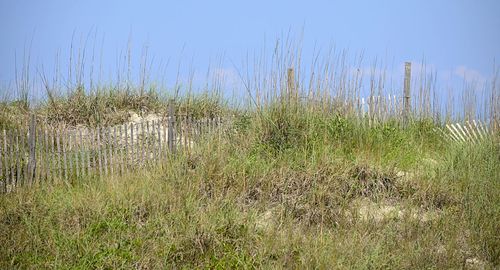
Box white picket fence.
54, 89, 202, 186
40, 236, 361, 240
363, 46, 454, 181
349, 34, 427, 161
436, 120, 494, 144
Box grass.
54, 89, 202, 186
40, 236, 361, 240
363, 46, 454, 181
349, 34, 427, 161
0, 39, 499, 268
1, 99, 499, 268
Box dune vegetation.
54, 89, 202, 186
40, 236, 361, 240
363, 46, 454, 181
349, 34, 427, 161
1, 42, 499, 268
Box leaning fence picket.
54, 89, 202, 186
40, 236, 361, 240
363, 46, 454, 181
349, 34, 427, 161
63, 129, 69, 181
15, 129, 21, 187
129, 123, 134, 168
6, 130, 12, 190
21, 128, 27, 186
108, 126, 114, 176
136, 123, 140, 166
97, 127, 103, 177
162, 119, 167, 161
125, 123, 133, 172
46, 127, 52, 181
76, 129, 81, 178
140, 121, 145, 165
151, 120, 156, 163
104, 127, 111, 176
118, 125, 124, 175
146, 120, 151, 165
54, 129, 60, 180
114, 126, 119, 174
6, 130, 11, 190
156, 120, 162, 163
89, 128, 94, 176
69, 132, 75, 180
9, 130, 15, 189
35, 126, 42, 183
184, 116, 189, 153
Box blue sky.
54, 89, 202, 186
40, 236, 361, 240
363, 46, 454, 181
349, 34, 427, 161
1, 0, 499, 97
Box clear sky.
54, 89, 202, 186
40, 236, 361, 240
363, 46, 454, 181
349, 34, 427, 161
1, 0, 499, 96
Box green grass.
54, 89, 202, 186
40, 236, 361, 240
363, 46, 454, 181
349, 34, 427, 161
1, 101, 499, 269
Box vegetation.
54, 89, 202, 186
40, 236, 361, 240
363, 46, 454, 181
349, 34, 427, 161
0, 41, 499, 268
1, 96, 499, 268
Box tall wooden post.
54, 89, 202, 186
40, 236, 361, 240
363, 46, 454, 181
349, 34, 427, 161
403, 62, 412, 126
168, 99, 176, 153
27, 114, 36, 185
287, 68, 296, 105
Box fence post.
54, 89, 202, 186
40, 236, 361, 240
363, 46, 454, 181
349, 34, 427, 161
403, 62, 412, 126
287, 68, 296, 105
27, 114, 37, 185
168, 99, 176, 153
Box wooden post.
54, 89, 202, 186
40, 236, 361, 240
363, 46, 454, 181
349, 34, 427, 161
104, 127, 110, 176
403, 62, 411, 126
55, 129, 61, 181
35, 126, 42, 184
15, 129, 21, 187
287, 68, 296, 105
156, 120, 162, 163
79, 129, 85, 177
183, 116, 188, 153
118, 125, 124, 175
168, 100, 176, 153
162, 118, 167, 161
97, 127, 103, 177
68, 132, 74, 181
151, 120, 157, 163
108, 126, 114, 175
146, 120, 151, 165
123, 123, 128, 171
141, 121, 146, 165
88, 128, 94, 176
62, 129, 68, 181
6, 130, 13, 190
129, 123, 134, 168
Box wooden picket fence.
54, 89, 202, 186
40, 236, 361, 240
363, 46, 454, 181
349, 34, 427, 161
0, 111, 224, 193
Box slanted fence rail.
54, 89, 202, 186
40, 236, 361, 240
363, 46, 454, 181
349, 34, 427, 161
0, 111, 224, 193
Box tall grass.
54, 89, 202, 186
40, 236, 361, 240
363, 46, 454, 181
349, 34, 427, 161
1, 104, 498, 268
0, 36, 499, 268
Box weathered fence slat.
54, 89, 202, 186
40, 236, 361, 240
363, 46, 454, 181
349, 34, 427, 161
146, 120, 151, 165
126, 123, 131, 172
70, 132, 76, 180
63, 129, 69, 181
156, 120, 162, 163
136, 122, 140, 166
97, 127, 103, 177
104, 127, 111, 176
118, 125, 124, 175
140, 121, 145, 165
129, 123, 134, 169
89, 129, 93, 176
168, 101, 176, 153
35, 125, 42, 184
78, 129, 84, 177
16, 128, 22, 187
108, 126, 114, 176
162, 118, 167, 161
6, 130, 13, 190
